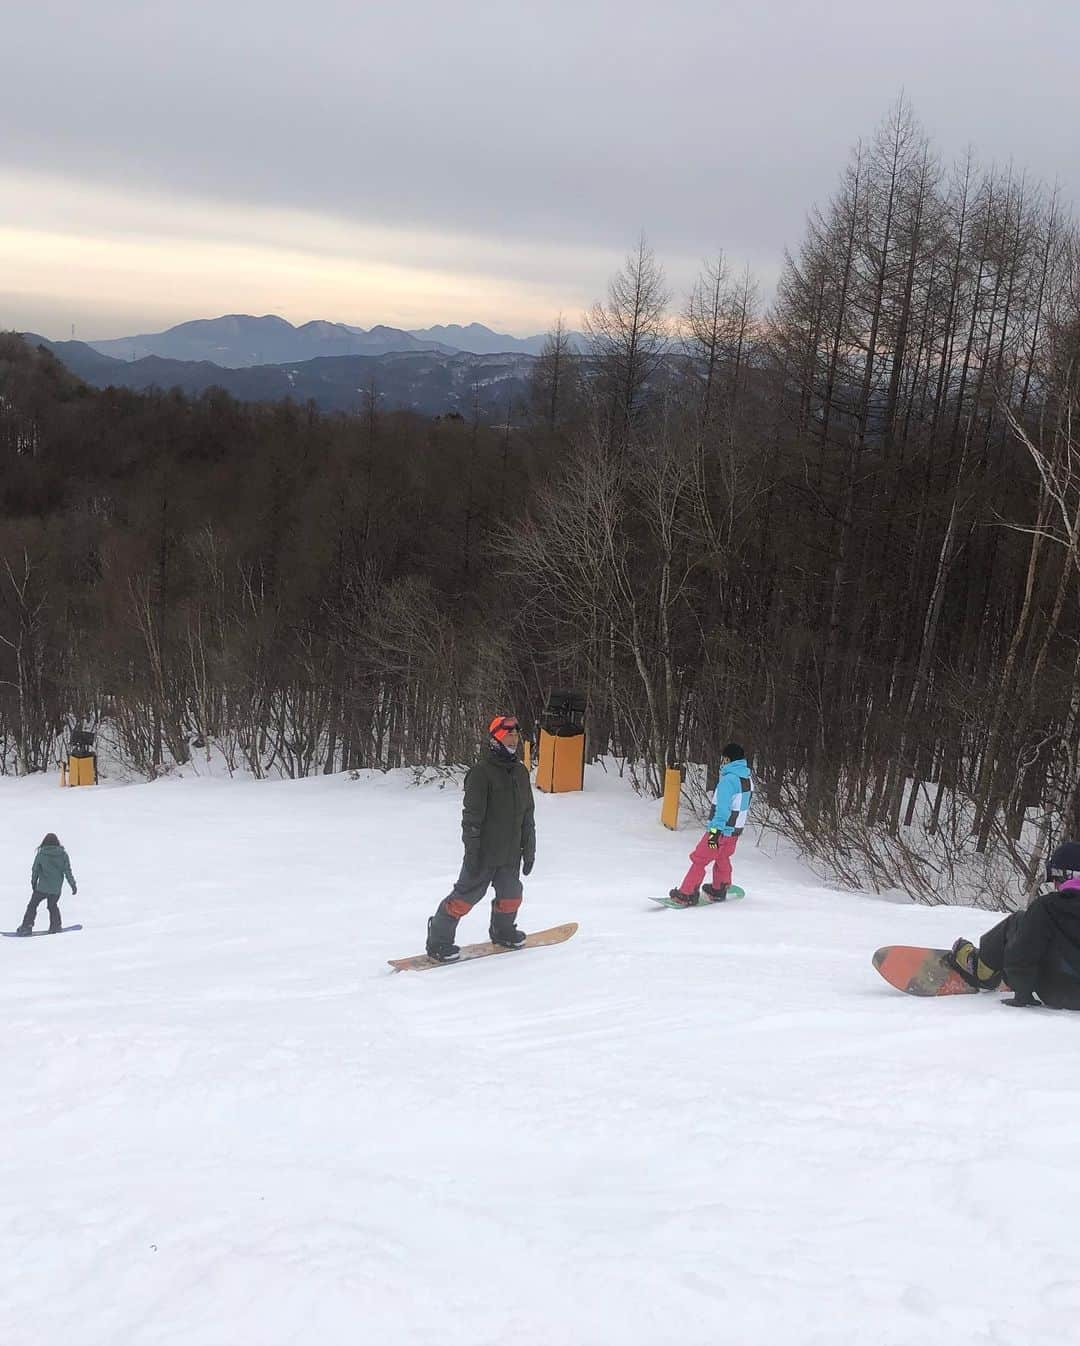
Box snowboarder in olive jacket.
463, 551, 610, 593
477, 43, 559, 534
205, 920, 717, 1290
425, 714, 536, 962
948, 840, 1080, 1008
17, 833, 77, 935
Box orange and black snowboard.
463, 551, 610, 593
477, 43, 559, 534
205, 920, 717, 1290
872, 945, 982, 997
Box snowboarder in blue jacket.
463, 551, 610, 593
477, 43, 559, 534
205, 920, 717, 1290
668, 742, 754, 906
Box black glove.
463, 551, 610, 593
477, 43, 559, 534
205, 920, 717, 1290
522, 854, 534, 877
463, 848, 481, 876
1002, 993, 1039, 1008
707, 829, 720, 850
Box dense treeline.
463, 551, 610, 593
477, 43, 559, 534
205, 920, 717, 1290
0, 347, 541, 778
3, 97, 1080, 902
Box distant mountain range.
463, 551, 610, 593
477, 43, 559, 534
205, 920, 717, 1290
21, 333, 539, 420
86, 314, 586, 368
408, 322, 582, 357
89, 315, 451, 366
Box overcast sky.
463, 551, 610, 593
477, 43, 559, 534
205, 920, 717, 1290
3, 0, 1077, 340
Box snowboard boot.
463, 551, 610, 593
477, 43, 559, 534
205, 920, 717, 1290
702, 883, 728, 903
489, 905, 526, 949
426, 912, 461, 963
946, 937, 1002, 990
667, 888, 699, 907
15, 926, 31, 936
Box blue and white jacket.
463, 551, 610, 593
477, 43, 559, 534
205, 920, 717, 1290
707, 758, 754, 836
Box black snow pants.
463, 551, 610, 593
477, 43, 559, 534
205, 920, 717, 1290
19, 889, 62, 934
979, 912, 1080, 1009
429, 858, 524, 945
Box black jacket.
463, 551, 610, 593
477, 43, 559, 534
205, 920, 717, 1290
1003, 884, 1080, 1008
461, 749, 536, 870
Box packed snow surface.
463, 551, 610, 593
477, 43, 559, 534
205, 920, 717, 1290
2, 763, 1078, 1346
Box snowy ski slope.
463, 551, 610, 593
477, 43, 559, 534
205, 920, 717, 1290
2, 764, 1078, 1346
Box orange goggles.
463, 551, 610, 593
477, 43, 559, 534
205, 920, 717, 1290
488, 716, 521, 740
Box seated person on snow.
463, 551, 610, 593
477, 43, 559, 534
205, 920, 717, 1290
947, 840, 1080, 1008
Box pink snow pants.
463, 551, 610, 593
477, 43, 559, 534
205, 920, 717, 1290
679, 831, 738, 895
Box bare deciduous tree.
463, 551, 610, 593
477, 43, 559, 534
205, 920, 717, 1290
584, 235, 669, 450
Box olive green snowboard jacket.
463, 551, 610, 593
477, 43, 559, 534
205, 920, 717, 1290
461, 750, 536, 871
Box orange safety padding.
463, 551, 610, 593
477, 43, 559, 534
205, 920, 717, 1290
536, 729, 555, 792
68, 755, 97, 786
551, 735, 584, 792
536, 729, 585, 793
446, 897, 472, 918
494, 896, 522, 913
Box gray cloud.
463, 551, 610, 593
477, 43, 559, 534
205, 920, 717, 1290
4, 0, 1078, 336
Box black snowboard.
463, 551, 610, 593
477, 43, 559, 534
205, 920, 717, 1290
2, 924, 83, 938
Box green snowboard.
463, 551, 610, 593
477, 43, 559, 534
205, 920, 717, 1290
649, 885, 745, 909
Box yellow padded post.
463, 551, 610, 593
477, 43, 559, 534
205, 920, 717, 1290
661, 767, 681, 830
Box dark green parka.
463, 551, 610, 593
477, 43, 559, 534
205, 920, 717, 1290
461, 750, 536, 871
32, 844, 77, 897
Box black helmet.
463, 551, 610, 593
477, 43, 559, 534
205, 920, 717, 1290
1045, 840, 1080, 883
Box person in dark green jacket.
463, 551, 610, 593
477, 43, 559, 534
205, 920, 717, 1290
17, 833, 77, 935
426, 714, 537, 962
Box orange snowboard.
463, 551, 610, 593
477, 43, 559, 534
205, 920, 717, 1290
389, 922, 578, 972
872, 945, 981, 997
